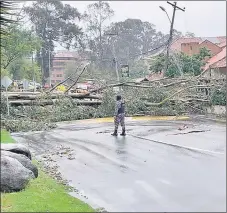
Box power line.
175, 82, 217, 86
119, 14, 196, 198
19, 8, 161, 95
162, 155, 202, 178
25, 41, 168, 63
165, 1, 185, 73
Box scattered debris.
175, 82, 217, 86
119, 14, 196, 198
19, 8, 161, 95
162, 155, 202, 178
178, 124, 188, 131
169, 129, 211, 135
96, 130, 112, 134
96, 207, 108, 212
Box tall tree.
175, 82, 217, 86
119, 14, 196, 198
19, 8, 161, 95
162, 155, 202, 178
102, 19, 167, 70
172, 29, 183, 40
1, 25, 41, 70
83, 1, 114, 61
8, 58, 42, 82
185, 31, 195, 38
0, 1, 17, 36
24, 0, 83, 84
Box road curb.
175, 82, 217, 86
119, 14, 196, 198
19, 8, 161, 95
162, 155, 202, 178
80, 116, 190, 123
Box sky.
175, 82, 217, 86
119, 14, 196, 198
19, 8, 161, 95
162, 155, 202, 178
63, 1, 226, 37
22, 1, 226, 50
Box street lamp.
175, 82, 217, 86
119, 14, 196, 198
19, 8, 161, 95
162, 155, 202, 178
40, 46, 51, 87
159, 6, 171, 24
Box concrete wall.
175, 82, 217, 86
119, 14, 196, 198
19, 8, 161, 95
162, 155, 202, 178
181, 40, 222, 57
181, 42, 200, 56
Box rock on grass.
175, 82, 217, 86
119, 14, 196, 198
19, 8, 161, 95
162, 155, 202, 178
1, 156, 35, 192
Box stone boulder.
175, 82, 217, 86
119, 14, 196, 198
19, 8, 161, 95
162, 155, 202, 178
1, 156, 35, 192
2, 151, 38, 178
1, 144, 32, 160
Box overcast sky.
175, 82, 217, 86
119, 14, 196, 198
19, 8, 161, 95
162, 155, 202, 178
63, 1, 226, 37
22, 1, 226, 50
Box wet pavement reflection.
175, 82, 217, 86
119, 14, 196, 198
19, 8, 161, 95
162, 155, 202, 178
12, 119, 226, 212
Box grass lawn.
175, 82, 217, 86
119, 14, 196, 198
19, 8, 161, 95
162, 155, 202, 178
1, 129, 15, 143
0, 130, 94, 212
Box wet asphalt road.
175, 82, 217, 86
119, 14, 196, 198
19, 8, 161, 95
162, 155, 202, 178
12, 119, 226, 212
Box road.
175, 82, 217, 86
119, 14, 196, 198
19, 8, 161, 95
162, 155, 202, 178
12, 117, 226, 212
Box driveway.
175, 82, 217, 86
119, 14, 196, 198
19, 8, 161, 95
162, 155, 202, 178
12, 117, 226, 212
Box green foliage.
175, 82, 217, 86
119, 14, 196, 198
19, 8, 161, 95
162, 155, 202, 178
149, 53, 165, 73
0, 1, 17, 36
83, 1, 114, 39
97, 89, 116, 116
211, 88, 226, 106
105, 19, 167, 61
24, 0, 83, 82
8, 58, 42, 82
82, 0, 114, 70
185, 31, 195, 38
149, 47, 211, 78
0, 67, 10, 77
128, 60, 150, 78
1, 25, 41, 69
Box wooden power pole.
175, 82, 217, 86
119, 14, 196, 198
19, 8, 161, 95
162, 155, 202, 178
165, 1, 185, 73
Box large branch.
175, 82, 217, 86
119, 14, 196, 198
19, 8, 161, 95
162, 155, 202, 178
47, 63, 83, 93
2, 92, 102, 100
144, 85, 214, 106
9, 99, 102, 106
64, 63, 90, 93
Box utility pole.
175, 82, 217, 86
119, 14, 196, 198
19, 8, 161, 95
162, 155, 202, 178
165, 1, 185, 73
112, 42, 120, 83
104, 32, 119, 83
32, 51, 36, 92
48, 49, 51, 87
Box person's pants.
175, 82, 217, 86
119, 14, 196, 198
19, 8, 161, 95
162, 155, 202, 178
114, 113, 125, 131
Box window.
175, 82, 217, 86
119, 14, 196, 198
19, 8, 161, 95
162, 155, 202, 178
190, 46, 192, 50
53, 67, 62, 72
53, 61, 66, 66
56, 74, 62, 77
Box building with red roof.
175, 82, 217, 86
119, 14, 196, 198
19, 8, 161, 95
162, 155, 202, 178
202, 47, 226, 79
170, 36, 226, 79
170, 36, 226, 56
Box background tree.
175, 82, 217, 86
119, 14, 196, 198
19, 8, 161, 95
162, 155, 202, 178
24, 0, 83, 84
64, 61, 81, 79
149, 53, 166, 73
149, 47, 211, 77
83, 1, 114, 61
172, 29, 183, 40
185, 31, 195, 38
8, 58, 42, 82
0, 1, 17, 36
104, 19, 167, 62
1, 25, 41, 70
128, 60, 150, 79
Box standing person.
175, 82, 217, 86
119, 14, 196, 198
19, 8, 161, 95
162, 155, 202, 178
111, 95, 126, 136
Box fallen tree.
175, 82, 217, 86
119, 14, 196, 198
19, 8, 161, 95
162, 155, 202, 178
2, 92, 102, 100
1, 72, 225, 132
9, 99, 102, 106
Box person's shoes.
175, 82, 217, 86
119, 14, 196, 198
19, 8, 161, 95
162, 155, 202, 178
111, 130, 118, 136
120, 129, 126, 136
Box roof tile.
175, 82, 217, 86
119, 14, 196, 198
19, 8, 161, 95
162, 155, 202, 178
170, 36, 226, 52
203, 47, 226, 71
